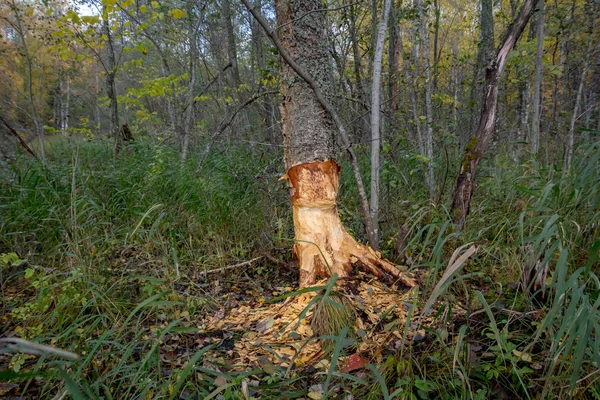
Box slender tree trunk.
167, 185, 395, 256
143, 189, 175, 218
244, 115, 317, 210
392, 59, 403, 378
10, 0, 45, 159
64, 78, 70, 135
452, 0, 538, 231
530, 0, 545, 156
102, 8, 121, 156
222, 0, 240, 87
59, 73, 64, 134
467, 0, 494, 144
564, 12, 596, 176
400, 27, 424, 154
244, 0, 414, 288
348, 2, 369, 140
250, 0, 276, 142
369, 0, 392, 248
452, 39, 459, 131
417, 0, 436, 201
95, 64, 101, 133
432, 0, 440, 91
388, 0, 399, 124
182, 20, 198, 161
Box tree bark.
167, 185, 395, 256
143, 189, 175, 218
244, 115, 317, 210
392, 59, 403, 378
400, 27, 424, 154
370, 0, 392, 248
530, 0, 544, 156
245, 0, 414, 288
222, 0, 240, 87
432, 0, 440, 91
452, 0, 538, 231
417, 0, 436, 202
182, 14, 198, 161
348, 1, 369, 141
387, 0, 399, 122
9, 0, 45, 159
563, 6, 597, 176
102, 7, 121, 156
467, 0, 494, 144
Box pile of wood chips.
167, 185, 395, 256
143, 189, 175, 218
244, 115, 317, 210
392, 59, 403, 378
203, 276, 420, 372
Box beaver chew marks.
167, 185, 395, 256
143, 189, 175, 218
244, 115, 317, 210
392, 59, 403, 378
283, 159, 415, 288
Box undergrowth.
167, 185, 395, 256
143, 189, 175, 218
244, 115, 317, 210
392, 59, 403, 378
1, 137, 599, 398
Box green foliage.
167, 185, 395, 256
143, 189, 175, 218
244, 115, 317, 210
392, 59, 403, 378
1, 139, 599, 398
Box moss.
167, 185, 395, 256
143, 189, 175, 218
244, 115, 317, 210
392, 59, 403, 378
461, 136, 478, 172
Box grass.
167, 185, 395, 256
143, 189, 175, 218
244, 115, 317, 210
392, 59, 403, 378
1, 136, 599, 398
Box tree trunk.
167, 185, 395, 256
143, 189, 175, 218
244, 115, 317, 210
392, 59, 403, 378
400, 27, 424, 154
369, 0, 392, 248
530, 0, 544, 156
467, 0, 494, 144
103, 8, 121, 156
10, 0, 45, 159
417, 0, 436, 201
95, 65, 101, 133
563, 8, 597, 176
64, 78, 70, 135
222, 0, 240, 87
387, 0, 399, 124
452, 0, 538, 231
182, 16, 198, 161
250, 0, 276, 142
432, 0, 440, 91
348, 1, 369, 141
246, 0, 413, 288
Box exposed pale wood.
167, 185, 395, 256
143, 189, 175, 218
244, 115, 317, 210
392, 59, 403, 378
199, 256, 264, 276
283, 160, 415, 288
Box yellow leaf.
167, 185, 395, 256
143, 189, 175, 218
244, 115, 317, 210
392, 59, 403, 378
308, 392, 322, 400
171, 9, 187, 19
513, 349, 533, 363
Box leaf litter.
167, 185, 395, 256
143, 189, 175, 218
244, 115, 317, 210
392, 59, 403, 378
199, 273, 426, 374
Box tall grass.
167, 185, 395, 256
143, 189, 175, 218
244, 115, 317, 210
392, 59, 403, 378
1, 137, 599, 398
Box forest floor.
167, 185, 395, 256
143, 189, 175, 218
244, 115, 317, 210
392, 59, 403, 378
1, 137, 599, 399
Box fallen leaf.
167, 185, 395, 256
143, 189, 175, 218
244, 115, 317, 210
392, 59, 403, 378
213, 376, 227, 387
255, 317, 275, 333
513, 349, 533, 363
340, 353, 369, 373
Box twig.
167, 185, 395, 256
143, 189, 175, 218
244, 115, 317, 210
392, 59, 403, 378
197, 90, 279, 170
0, 115, 37, 157
0, 338, 79, 359
199, 256, 263, 276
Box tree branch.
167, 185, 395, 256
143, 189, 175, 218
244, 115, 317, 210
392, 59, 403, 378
0, 115, 38, 158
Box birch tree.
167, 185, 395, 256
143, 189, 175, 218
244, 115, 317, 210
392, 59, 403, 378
369, 0, 392, 248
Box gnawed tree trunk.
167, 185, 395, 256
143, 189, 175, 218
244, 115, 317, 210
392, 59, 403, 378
283, 161, 406, 287
245, 0, 414, 288
452, 0, 538, 231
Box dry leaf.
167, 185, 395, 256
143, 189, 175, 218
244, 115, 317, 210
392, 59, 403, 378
340, 353, 368, 373
213, 376, 227, 387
